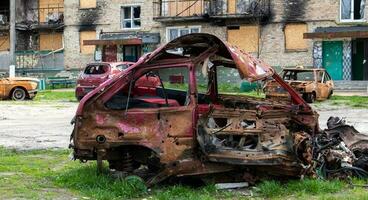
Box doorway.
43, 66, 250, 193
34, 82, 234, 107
123, 45, 140, 62
352, 39, 368, 80
103, 45, 117, 62
322, 41, 343, 80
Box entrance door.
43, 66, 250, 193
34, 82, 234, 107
103, 45, 117, 62
352, 39, 368, 80
322, 41, 343, 80
123, 45, 140, 62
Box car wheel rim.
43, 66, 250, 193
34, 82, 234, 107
13, 90, 25, 100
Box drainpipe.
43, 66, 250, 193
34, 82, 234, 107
9, 0, 16, 77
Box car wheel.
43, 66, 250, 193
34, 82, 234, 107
12, 88, 27, 101
327, 91, 333, 99
305, 93, 316, 103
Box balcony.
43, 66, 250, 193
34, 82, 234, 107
29, 5, 64, 30
153, 0, 270, 22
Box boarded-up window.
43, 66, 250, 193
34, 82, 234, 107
228, 0, 236, 14
39, 0, 64, 23
227, 25, 259, 53
285, 24, 308, 51
162, 1, 203, 17
0, 35, 10, 51
80, 0, 96, 9
39, 33, 63, 50
80, 31, 96, 54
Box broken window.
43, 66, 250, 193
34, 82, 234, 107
121, 6, 141, 29
167, 26, 201, 42
106, 66, 190, 110
84, 65, 109, 75
341, 0, 366, 21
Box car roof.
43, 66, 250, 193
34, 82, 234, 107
86, 61, 135, 67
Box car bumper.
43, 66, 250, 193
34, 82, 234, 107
28, 89, 38, 98
75, 86, 96, 99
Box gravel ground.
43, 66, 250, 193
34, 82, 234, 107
0, 101, 367, 150
0, 101, 77, 150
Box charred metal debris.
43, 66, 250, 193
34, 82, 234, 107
69, 33, 368, 186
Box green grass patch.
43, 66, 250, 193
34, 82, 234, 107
329, 96, 368, 108
34, 90, 76, 102
1, 147, 367, 200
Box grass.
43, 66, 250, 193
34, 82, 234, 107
1, 146, 368, 200
34, 90, 77, 102
328, 96, 368, 108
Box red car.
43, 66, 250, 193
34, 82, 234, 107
75, 62, 134, 100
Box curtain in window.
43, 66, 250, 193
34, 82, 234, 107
360, 0, 366, 18
341, 0, 351, 19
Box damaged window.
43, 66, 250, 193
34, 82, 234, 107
341, 0, 366, 21
283, 71, 315, 81
84, 65, 109, 75
167, 26, 201, 42
105, 66, 190, 110
121, 6, 141, 29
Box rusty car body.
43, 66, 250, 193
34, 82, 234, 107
264, 68, 334, 103
70, 34, 368, 185
0, 77, 39, 101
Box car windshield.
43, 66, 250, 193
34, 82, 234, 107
116, 64, 130, 71
283, 71, 314, 81
84, 65, 109, 75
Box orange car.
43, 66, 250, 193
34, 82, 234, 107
0, 77, 39, 100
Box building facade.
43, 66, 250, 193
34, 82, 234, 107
0, 0, 64, 76
2, 0, 367, 82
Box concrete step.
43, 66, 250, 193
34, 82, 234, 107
334, 81, 368, 91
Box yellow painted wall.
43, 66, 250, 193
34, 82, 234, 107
228, 0, 236, 14
39, 33, 63, 50
0, 35, 10, 51
227, 25, 259, 53
80, 31, 96, 54
80, 0, 97, 9
167, 0, 203, 17
285, 24, 308, 51
39, 0, 64, 23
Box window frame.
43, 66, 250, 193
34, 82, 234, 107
166, 26, 201, 42
121, 5, 141, 30
340, 0, 366, 22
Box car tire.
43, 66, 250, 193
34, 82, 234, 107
327, 91, 333, 99
305, 92, 316, 103
12, 88, 27, 101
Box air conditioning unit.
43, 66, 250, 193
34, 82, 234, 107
0, 14, 8, 25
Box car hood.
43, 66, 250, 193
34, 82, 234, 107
6, 77, 40, 82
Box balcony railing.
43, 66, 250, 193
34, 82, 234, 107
153, 0, 270, 21
29, 5, 64, 27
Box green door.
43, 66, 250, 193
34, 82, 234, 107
322, 41, 343, 80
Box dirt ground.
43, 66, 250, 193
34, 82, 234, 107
0, 101, 367, 150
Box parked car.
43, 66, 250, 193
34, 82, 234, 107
75, 62, 134, 100
0, 77, 39, 101
264, 68, 334, 103
69, 34, 367, 185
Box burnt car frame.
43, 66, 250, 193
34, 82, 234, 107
264, 68, 334, 103
70, 34, 368, 185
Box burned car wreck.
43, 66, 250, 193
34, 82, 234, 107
70, 33, 368, 185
